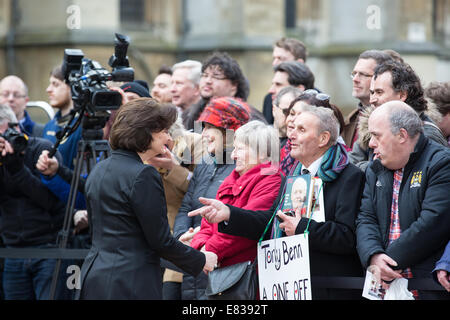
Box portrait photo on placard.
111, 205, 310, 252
282, 175, 313, 218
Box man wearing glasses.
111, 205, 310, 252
181, 51, 265, 131
343, 50, 392, 149
0, 76, 43, 137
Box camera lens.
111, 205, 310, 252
10, 135, 28, 153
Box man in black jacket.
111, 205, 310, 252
356, 101, 450, 300
189, 105, 366, 300
0, 104, 68, 300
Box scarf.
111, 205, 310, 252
316, 142, 349, 182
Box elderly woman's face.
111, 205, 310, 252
202, 123, 225, 155
231, 141, 258, 176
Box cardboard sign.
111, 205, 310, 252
257, 233, 311, 300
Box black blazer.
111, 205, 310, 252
78, 149, 205, 300
219, 163, 366, 298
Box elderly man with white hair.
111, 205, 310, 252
171, 60, 202, 114
356, 100, 450, 300
189, 104, 366, 300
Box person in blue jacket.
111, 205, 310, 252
40, 66, 86, 230
433, 241, 450, 292
42, 66, 82, 170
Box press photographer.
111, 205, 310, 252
0, 104, 71, 300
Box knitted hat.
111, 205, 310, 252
197, 96, 250, 131
120, 80, 151, 98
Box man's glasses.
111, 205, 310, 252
201, 72, 228, 81
301, 89, 330, 102
0, 92, 26, 99
350, 71, 373, 79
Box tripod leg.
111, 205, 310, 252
48, 140, 86, 300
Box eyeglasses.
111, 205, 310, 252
201, 72, 228, 81
0, 91, 26, 99
350, 71, 373, 79
301, 89, 330, 102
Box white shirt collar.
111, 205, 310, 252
302, 155, 324, 177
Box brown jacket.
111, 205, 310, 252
342, 105, 363, 148
160, 131, 206, 283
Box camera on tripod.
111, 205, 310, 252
47, 33, 135, 153
62, 33, 135, 117
1, 123, 28, 153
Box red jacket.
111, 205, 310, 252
191, 162, 281, 267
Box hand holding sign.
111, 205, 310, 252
188, 197, 230, 224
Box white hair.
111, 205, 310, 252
172, 60, 202, 86
0, 104, 18, 125
234, 120, 280, 164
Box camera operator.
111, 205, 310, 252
41, 66, 86, 212
43, 66, 82, 170
0, 104, 71, 300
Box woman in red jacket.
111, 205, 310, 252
191, 120, 282, 267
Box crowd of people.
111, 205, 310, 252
0, 36, 449, 300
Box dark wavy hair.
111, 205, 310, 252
374, 61, 427, 113
109, 98, 177, 152
201, 51, 250, 101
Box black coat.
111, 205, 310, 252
356, 135, 450, 293
219, 162, 366, 299
0, 137, 65, 246
78, 150, 205, 300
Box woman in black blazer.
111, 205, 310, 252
77, 98, 217, 300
